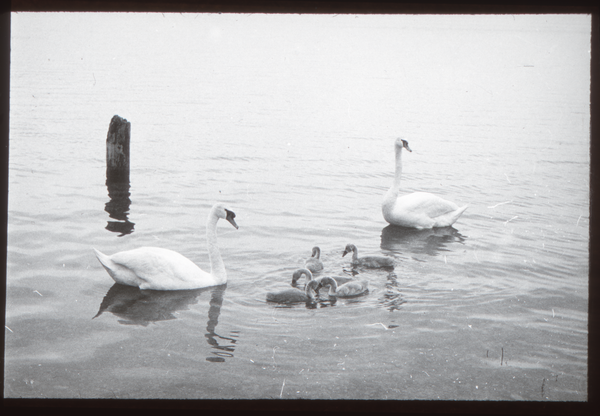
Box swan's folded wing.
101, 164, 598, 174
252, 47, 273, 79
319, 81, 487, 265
305, 258, 324, 272
266, 288, 307, 303
398, 192, 460, 218
109, 247, 210, 289
337, 281, 368, 297
360, 256, 394, 267
333, 276, 354, 285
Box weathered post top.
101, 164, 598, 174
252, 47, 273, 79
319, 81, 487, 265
106, 115, 131, 183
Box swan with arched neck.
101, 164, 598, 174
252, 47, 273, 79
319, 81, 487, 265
93, 203, 238, 291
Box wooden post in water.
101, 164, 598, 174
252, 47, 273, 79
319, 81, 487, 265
104, 115, 134, 236
106, 115, 130, 183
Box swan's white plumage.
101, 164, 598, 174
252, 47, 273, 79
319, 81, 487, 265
94, 203, 238, 291
94, 247, 214, 290
382, 138, 467, 229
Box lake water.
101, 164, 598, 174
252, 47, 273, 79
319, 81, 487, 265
5, 13, 591, 400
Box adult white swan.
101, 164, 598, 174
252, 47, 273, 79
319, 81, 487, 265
93, 203, 238, 291
382, 138, 468, 229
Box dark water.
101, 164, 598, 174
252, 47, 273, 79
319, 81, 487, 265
5, 13, 590, 400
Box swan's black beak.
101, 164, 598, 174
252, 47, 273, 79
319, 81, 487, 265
225, 209, 239, 229
342, 249, 348, 257
402, 139, 412, 152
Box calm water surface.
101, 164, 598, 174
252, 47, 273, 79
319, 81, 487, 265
5, 13, 590, 400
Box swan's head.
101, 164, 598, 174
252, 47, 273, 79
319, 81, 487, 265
342, 244, 356, 257
395, 138, 412, 152
211, 203, 239, 229
291, 268, 313, 285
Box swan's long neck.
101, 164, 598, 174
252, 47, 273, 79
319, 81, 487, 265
293, 268, 313, 284
392, 144, 404, 191
301, 268, 313, 281
383, 144, 404, 209
206, 214, 226, 284
350, 246, 358, 262
322, 277, 338, 296
306, 281, 319, 299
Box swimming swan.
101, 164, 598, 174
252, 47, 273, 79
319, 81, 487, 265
93, 203, 238, 291
317, 276, 369, 298
304, 246, 324, 273
266, 279, 320, 303
382, 138, 468, 229
291, 268, 354, 287
342, 244, 394, 269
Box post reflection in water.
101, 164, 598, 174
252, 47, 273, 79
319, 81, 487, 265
94, 283, 238, 362
104, 181, 135, 236
380, 224, 467, 257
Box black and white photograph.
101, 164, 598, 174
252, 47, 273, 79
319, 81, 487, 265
3, 7, 591, 402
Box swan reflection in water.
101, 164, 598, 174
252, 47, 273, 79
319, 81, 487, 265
380, 224, 466, 258
379, 272, 406, 312
269, 295, 338, 309
94, 283, 237, 362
